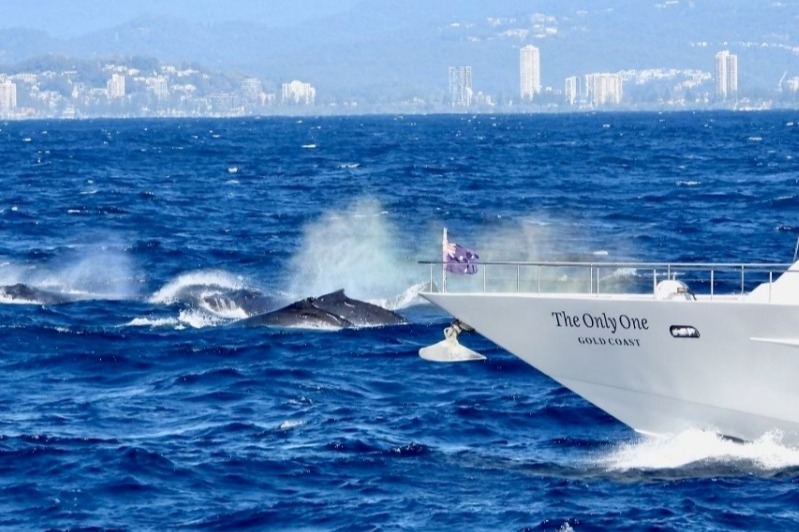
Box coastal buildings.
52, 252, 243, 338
0, 43, 772, 118
241, 78, 263, 104
282, 80, 316, 105
148, 77, 169, 100
107, 74, 126, 99
564, 76, 580, 106
448, 66, 473, 107
585, 73, 623, 107
715, 50, 738, 100
520, 45, 541, 101
0, 79, 17, 114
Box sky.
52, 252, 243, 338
3, 0, 364, 37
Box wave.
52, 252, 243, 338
125, 309, 225, 329
148, 270, 276, 319
126, 316, 181, 328
148, 270, 247, 305
595, 429, 799, 472
371, 282, 428, 311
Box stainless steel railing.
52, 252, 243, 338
420, 260, 795, 300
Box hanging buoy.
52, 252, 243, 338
419, 320, 485, 362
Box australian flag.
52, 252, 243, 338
444, 240, 479, 275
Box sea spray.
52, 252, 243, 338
0, 244, 139, 300
285, 197, 422, 301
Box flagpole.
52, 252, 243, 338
442, 227, 448, 293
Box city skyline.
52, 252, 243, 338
0, 45, 783, 119
1, 2, 798, 104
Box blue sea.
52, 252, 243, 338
2, 112, 799, 531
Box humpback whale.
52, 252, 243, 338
0, 284, 78, 305
239, 289, 407, 329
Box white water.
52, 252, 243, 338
598, 429, 799, 471
148, 269, 247, 305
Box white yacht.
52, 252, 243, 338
420, 250, 799, 444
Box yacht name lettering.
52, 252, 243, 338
578, 336, 641, 347
551, 311, 649, 334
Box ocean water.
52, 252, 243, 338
2, 112, 799, 530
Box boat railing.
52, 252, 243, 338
420, 260, 796, 301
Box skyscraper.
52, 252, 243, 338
715, 50, 738, 100
564, 76, 580, 106
519, 45, 541, 102
448, 66, 473, 107
585, 73, 623, 107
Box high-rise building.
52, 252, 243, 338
148, 77, 169, 100
715, 50, 738, 100
241, 78, 263, 104
0, 79, 17, 114
282, 80, 316, 105
448, 66, 473, 107
564, 76, 580, 106
107, 74, 126, 98
520, 45, 541, 102
585, 73, 623, 107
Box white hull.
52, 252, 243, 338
422, 290, 799, 443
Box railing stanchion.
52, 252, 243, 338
769, 270, 773, 302
537, 265, 541, 294
711, 269, 715, 299
741, 265, 745, 294
653, 269, 657, 297
596, 266, 600, 296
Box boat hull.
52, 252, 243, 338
422, 291, 799, 443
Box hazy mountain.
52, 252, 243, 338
1, 0, 798, 101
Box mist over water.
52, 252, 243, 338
286, 197, 425, 302
0, 244, 139, 299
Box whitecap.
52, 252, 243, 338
126, 316, 181, 328
0, 295, 38, 305
373, 282, 427, 311
178, 308, 225, 329
596, 429, 799, 471
149, 270, 246, 305
196, 295, 249, 320
279, 420, 306, 431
